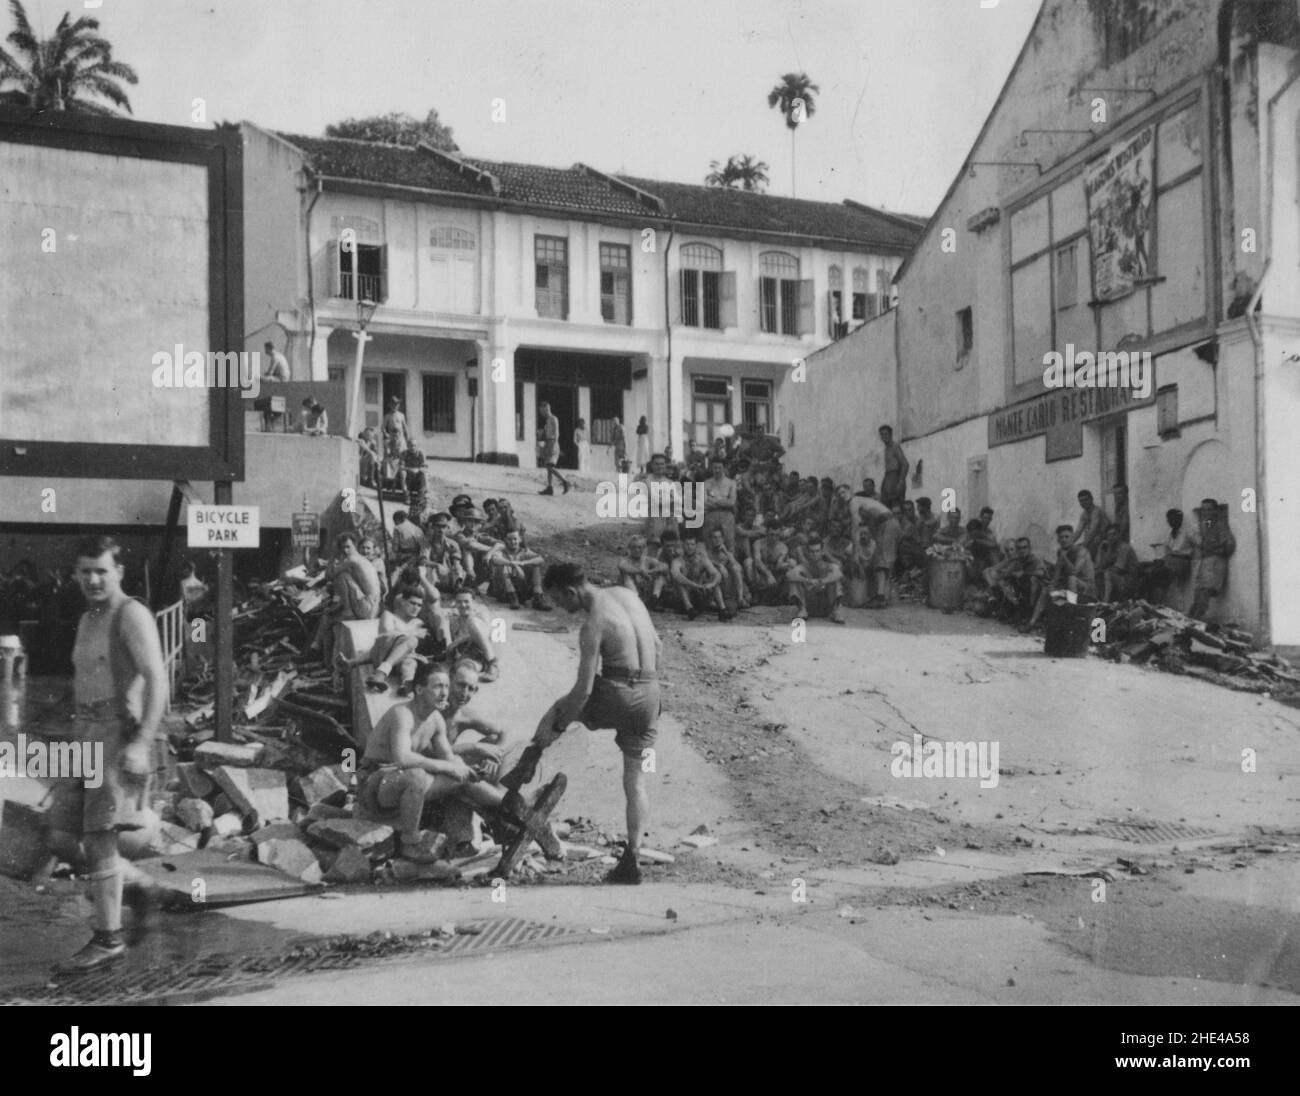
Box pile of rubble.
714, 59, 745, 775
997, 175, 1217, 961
1089, 599, 1300, 696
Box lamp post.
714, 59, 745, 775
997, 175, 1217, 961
347, 297, 379, 439
466, 357, 480, 462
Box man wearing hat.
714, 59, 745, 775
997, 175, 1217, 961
418, 512, 466, 595
1189, 499, 1236, 621
454, 505, 502, 592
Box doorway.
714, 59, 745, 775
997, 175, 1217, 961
364, 371, 408, 432
536, 383, 578, 470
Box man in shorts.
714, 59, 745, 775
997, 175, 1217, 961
49, 536, 168, 973
537, 401, 571, 496
617, 534, 669, 610
531, 563, 662, 884
335, 581, 427, 696
355, 663, 509, 861
785, 532, 846, 624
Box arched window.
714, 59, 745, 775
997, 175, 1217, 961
851, 266, 870, 320
679, 243, 728, 328
828, 265, 842, 289
759, 252, 803, 334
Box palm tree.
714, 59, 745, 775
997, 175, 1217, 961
704, 153, 770, 193
0, 0, 139, 116
767, 72, 819, 196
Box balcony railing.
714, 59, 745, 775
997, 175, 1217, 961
339, 271, 385, 302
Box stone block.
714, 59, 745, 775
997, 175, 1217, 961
175, 762, 216, 798
175, 797, 214, 832
306, 802, 352, 824
291, 765, 350, 808
194, 740, 264, 770
210, 767, 289, 828
307, 818, 395, 860
323, 845, 373, 884
258, 837, 324, 883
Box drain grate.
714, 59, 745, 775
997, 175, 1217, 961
1091, 820, 1222, 844
2, 918, 584, 1005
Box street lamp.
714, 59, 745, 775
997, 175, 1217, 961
347, 297, 379, 439
465, 357, 480, 462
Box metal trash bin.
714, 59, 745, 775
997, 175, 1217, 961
1044, 601, 1092, 657
927, 559, 965, 612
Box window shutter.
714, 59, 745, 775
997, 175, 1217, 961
378, 244, 389, 303
328, 238, 340, 298
719, 271, 737, 328
797, 279, 815, 335
670, 269, 684, 326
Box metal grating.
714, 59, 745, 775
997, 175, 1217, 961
1, 918, 583, 1005
1091, 820, 1222, 844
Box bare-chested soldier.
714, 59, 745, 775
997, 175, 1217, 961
313, 532, 381, 688
531, 562, 662, 884
355, 663, 510, 861
335, 581, 427, 696
617, 534, 669, 610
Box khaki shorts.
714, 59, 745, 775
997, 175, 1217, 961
355, 764, 405, 824
578, 678, 661, 759
47, 714, 151, 835
871, 517, 901, 570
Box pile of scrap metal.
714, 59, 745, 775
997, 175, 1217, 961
1089, 600, 1300, 696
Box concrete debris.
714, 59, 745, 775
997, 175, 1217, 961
174, 797, 215, 832
1089, 600, 1299, 695
209, 766, 289, 828
292, 765, 349, 809
324, 845, 374, 884
175, 762, 215, 798
210, 812, 243, 837
258, 837, 324, 884
637, 847, 676, 864
194, 740, 265, 770
307, 819, 396, 859
681, 834, 719, 849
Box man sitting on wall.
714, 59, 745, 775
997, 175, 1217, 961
335, 581, 428, 697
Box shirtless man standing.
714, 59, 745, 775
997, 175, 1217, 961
51, 536, 168, 972
355, 663, 509, 861
532, 563, 662, 884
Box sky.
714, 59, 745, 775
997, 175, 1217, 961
4, 0, 1042, 215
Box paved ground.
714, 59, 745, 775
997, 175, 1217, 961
1, 457, 1297, 1005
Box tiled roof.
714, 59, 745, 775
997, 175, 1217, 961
464, 158, 658, 218
621, 176, 923, 250
276, 132, 925, 250
278, 133, 486, 195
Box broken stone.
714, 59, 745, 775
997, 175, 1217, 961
258, 837, 324, 883
194, 740, 265, 770
210, 767, 290, 828
210, 812, 243, 837
680, 834, 719, 849
323, 845, 373, 884
147, 821, 201, 856
308, 818, 396, 860
250, 822, 302, 846
292, 765, 349, 809
175, 797, 214, 832
175, 762, 215, 798
637, 847, 675, 864
305, 801, 352, 824
211, 793, 235, 816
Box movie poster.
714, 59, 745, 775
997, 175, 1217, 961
1085, 125, 1154, 302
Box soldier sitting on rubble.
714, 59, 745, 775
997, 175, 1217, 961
355, 663, 510, 863
335, 581, 428, 697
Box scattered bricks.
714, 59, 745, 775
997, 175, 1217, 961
210, 767, 290, 828
146, 822, 201, 857
307, 819, 396, 861
258, 837, 324, 884
210, 812, 244, 837
638, 847, 675, 864
175, 797, 215, 832
250, 822, 302, 846
458, 864, 494, 882
176, 763, 215, 798
194, 740, 265, 770
325, 846, 374, 884
291, 765, 349, 809
306, 802, 352, 824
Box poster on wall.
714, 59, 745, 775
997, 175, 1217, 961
1085, 125, 1154, 302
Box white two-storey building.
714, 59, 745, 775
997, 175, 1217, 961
241, 123, 923, 469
